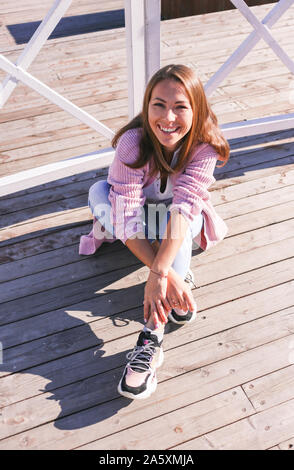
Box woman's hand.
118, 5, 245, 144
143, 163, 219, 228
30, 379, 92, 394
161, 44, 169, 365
166, 269, 196, 313
143, 268, 196, 327
143, 272, 172, 326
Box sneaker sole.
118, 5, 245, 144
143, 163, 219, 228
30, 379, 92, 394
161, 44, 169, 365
168, 309, 197, 325
117, 348, 164, 400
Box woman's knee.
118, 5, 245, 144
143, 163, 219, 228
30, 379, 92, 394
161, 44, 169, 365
89, 179, 109, 202
88, 180, 112, 222
88, 180, 110, 209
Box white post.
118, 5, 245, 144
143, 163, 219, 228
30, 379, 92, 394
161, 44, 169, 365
124, 0, 160, 119
145, 0, 161, 83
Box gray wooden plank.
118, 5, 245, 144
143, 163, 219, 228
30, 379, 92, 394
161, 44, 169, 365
0, 332, 293, 450
1, 218, 293, 324
0, 223, 92, 264
172, 398, 294, 450
2, 193, 293, 302
0, 276, 293, 378
78, 387, 254, 450
242, 365, 294, 412
0, 305, 291, 427
1, 250, 293, 349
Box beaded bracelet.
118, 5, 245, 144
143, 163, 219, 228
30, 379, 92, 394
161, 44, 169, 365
150, 268, 168, 278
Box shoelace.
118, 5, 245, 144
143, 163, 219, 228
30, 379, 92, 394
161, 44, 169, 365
185, 272, 197, 289
126, 341, 157, 373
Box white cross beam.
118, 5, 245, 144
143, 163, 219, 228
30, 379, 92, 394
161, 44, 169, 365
205, 0, 294, 96
0, 0, 114, 139
1, 0, 73, 107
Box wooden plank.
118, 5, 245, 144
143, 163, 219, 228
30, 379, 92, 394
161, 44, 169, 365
1, 37, 292, 109
0, 305, 291, 410
0, 178, 96, 216
78, 387, 254, 450
1, 147, 293, 216
215, 154, 294, 183
216, 184, 294, 219
1, 332, 293, 449
0, 205, 92, 242
0, 223, 92, 263
1, 218, 293, 324
277, 436, 294, 450
0, 0, 124, 15
1, 45, 292, 119
1, 167, 292, 240
212, 167, 294, 205
173, 398, 294, 450
1, 202, 292, 285
0, 273, 293, 378
1, 234, 293, 346
242, 365, 294, 412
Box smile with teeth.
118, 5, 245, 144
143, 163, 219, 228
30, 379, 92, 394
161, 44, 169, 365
158, 124, 179, 134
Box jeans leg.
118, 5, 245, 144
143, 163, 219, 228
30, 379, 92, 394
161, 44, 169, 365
88, 180, 114, 237
156, 210, 203, 280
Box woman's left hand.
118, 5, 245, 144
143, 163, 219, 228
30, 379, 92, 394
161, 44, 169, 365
143, 272, 171, 326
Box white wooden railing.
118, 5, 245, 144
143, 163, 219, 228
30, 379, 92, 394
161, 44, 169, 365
0, 0, 293, 196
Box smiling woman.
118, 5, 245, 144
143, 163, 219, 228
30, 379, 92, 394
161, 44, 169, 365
80, 64, 230, 401
148, 79, 193, 158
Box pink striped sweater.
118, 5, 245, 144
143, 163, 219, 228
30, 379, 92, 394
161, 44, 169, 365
79, 128, 228, 254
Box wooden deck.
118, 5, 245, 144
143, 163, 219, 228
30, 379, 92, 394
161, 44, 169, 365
0, 1, 294, 451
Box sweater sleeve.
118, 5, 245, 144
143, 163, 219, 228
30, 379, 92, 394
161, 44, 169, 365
169, 144, 218, 223
107, 129, 146, 244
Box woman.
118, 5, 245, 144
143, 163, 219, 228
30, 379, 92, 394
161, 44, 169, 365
79, 64, 230, 400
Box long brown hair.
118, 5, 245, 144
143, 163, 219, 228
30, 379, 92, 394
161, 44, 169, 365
112, 64, 230, 177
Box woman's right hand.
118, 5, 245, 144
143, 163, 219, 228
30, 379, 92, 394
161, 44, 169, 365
167, 269, 196, 312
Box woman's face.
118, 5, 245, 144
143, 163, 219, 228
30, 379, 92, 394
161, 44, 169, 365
148, 79, 193, 153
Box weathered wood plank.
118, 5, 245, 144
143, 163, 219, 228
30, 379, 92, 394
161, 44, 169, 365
0, 223, 92, 263
1, 218, 293, 323
78, 387, 254, 450
0, 275, 293, 378
277, 436, 294, 450
1, 178, 293, 284
1, 332, 293, 450
173, 398, 294, 450
1, 237, 293, 347
242, 365, 294, 412
0, 304, 292, 412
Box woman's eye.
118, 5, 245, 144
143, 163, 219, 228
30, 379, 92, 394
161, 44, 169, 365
154, 103, 164, 107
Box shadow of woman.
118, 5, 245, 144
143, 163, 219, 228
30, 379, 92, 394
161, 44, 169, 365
0, 256, 155, 434
0, 236, 198, 437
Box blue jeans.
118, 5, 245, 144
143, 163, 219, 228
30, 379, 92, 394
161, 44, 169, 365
88, 180, 203, 279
